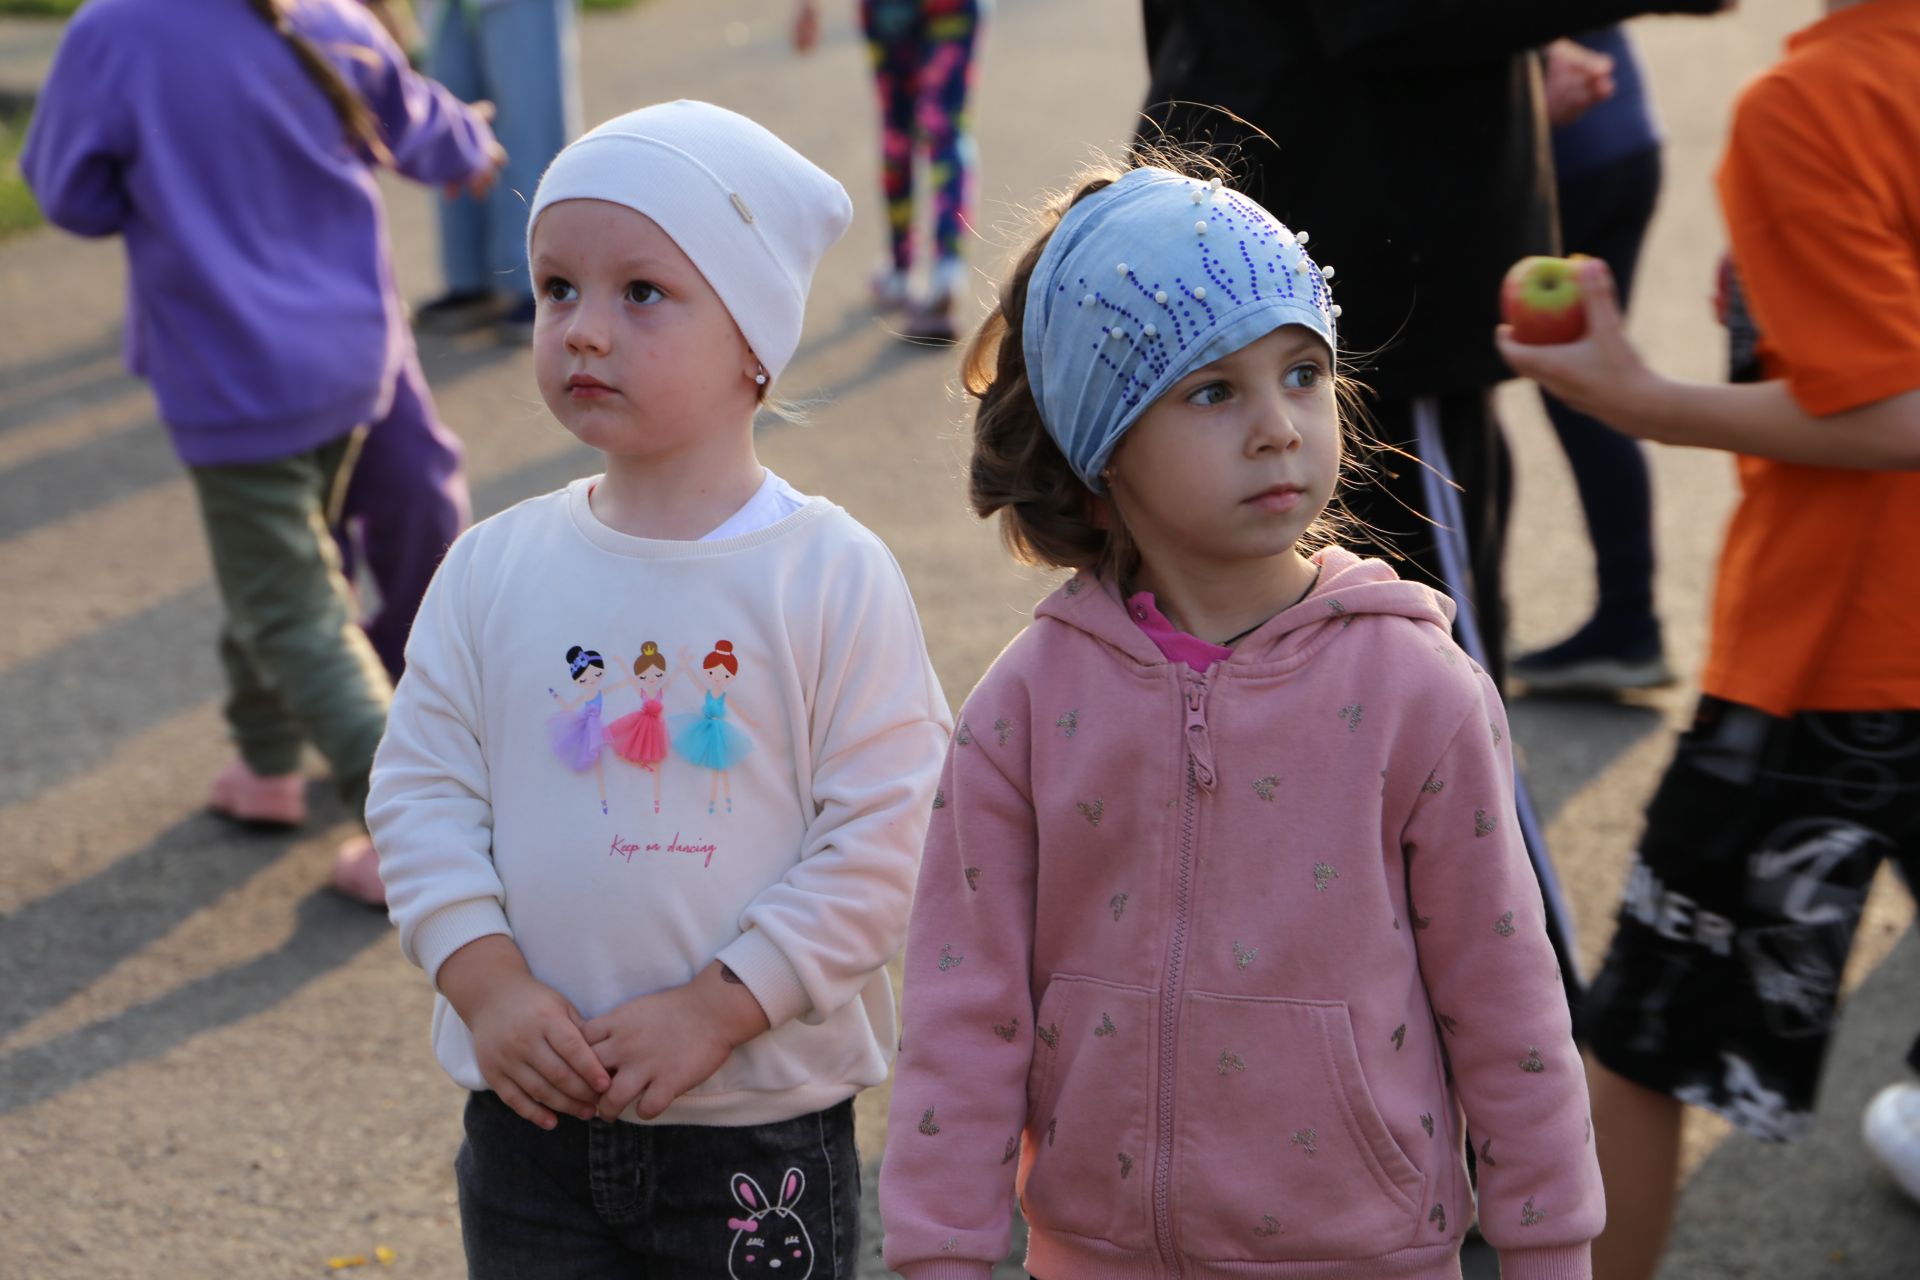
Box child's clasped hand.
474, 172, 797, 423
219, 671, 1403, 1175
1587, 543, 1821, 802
441, 935, 769, 1129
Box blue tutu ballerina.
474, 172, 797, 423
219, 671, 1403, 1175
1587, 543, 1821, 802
671, 640, 759, 814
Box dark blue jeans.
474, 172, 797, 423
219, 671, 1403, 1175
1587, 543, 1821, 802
456, 1090, 861, 1279
1542, 146, 1664, 643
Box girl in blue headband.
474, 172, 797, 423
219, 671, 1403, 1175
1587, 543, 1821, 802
881, 159, 1599, 1279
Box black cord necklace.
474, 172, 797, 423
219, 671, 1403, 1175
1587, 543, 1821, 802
1214, 566, 1324, 647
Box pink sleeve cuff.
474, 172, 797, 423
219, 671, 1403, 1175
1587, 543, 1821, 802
1497, 1243, 1593, 1280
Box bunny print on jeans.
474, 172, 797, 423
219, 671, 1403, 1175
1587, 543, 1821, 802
729, 1168, 814, 1277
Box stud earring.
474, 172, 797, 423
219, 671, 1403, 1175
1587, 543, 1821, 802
753, 366, 768, 386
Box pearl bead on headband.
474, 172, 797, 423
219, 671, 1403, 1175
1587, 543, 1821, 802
1022, 168, 1339, 493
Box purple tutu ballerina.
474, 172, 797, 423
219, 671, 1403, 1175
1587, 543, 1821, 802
548, 645, 612, 815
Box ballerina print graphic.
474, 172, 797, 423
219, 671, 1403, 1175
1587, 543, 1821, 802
671, 640, 758, 815
602, 641, 685, 815
548, 645, 613, 815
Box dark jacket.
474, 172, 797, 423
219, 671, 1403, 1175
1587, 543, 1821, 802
1140, 0, 1722, 399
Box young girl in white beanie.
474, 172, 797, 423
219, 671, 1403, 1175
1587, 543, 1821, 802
367, 100, 952, 1276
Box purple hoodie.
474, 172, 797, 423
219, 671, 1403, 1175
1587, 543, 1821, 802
21, 0, 496, 465
881, 549, 1601, 1280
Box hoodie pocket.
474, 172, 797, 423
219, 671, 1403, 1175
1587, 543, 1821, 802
1174, 992, 1424, 1260
1018, 976, 1154, 1249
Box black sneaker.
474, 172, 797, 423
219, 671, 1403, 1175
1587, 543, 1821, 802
496, 297, 538, 345
411, 288, 507, 334
1512, 620, 1674, 697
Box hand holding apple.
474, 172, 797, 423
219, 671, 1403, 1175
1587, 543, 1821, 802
1500, 255, 1589, 344
1496, 256, 1663, 438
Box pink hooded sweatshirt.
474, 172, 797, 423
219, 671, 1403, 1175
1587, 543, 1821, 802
880, 549, 1600, 1280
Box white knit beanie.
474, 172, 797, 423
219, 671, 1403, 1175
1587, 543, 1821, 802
526, 100, 853, 383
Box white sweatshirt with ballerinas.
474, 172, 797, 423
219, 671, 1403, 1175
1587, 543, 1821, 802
369, 475, 952, 1125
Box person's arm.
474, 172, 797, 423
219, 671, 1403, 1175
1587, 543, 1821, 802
367, 533, 515, 998
332, 0, 502, 191
357, 0, 418, 52
1500, 65, 1920, 470
1402, 672, 1602, 1280
1498, 259, 1920, 468
18, 16, 133, 236
880, 688, 1039, 1280
1500, 274, 1920, 467
715, 543, 953, 1031
1305, 0, 1726, 66
368, 533, 609, 1126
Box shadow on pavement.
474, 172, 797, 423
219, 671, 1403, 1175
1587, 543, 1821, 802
1509, 694, 1668, 827
0, 795, 323, 1046
0, 327, 121, 392
0, 783, 389, 1116
0, 583, 223, 809
0, 880, 388, 1116
0, 411, 175, 538
0, 365, 143, 441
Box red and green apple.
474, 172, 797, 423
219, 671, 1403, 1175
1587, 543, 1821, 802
1500, 255, 1589, 345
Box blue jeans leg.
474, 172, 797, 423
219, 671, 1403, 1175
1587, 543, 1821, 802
456, 1091, 636, 1279
475, 0, 581, 302
428, 2, 489, 295
1542, 147, 1664, 641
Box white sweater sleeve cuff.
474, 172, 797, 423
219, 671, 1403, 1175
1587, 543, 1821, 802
417, 898, 513, 989
717, 928, 812, 1028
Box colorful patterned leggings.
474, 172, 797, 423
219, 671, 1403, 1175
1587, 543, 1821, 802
859, 0, 983, 272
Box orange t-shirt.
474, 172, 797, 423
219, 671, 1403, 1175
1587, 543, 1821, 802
1707, 0, 1920, 715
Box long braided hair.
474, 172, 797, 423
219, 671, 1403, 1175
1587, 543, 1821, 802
244, 0, 393, 167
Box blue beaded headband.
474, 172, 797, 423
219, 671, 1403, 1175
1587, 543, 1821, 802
1022, 167, 1339, 493
569, 649, 604, 678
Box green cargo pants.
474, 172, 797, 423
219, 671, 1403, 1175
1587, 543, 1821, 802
187, 431, 391, 821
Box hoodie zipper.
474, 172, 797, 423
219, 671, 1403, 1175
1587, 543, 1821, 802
1153, 671, 1217, 1275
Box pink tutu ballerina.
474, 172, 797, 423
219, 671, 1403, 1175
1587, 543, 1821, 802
603, 640, 676, 813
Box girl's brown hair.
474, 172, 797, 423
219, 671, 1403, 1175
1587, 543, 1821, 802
963, 152, 1377, 586
246, 0, 393, 168
632, 641, 666, 677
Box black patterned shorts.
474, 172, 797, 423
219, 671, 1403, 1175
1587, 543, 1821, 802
1582, 697, 1920, 1141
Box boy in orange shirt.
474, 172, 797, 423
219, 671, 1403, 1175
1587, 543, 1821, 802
1500, 2, 1920, 1276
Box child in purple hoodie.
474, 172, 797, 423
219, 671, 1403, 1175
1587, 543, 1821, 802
879, 159, 1601, 1279
22, 0, 501, 900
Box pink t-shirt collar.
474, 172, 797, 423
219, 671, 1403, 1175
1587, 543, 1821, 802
1125, 591, 1234, 673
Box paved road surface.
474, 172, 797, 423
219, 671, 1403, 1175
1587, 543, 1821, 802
0, 1, 1913, 1275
